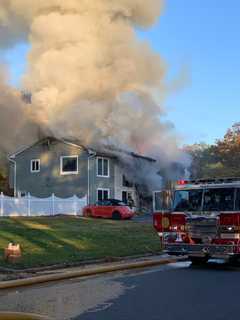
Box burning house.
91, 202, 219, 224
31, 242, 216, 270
0, 0, 190, 201
8, 137, 157, 209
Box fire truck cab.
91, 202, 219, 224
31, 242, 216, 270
153, 178, 240, 264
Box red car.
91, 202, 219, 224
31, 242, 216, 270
83, 199, 134, 220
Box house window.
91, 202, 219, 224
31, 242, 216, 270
122, 175, 133, 188
97, 189, 110, 201
31, 159, 40, 173
97, 157, 109, 177
122, 191, 133, 204
60, 156, 78, 175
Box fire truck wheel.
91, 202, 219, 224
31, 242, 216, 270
228, 255, 240, 266
190, 257, 209, 265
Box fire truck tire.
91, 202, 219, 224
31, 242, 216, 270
228, 255, 240, 266
190, 257, 208, 265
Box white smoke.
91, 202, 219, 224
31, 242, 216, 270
0, 0, 189, 186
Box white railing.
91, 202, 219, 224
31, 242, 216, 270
0, 193, 87, 217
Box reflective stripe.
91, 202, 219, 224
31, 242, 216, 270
221, 233, 240, 239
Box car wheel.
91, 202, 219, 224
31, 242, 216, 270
112, 211, 122, 220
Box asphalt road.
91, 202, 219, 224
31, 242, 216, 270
1, 261, 240, 320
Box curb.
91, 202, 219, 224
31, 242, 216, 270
0, 312, 52, 319
0, 252, 163, 274
0, 256, 187, 290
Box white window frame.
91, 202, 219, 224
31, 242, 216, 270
96, 157, 110, 178
60, 155, 79, 175
31, 159, 41, 173
97, 188, 110, 201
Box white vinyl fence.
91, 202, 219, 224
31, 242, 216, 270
0, 193, 87, 217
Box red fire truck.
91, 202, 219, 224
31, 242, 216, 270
153, 178, 240, 264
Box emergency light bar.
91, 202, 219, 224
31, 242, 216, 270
177, 177, 240, 186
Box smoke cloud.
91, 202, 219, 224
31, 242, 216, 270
0, 0, 189, 187
0, 67, 37, 152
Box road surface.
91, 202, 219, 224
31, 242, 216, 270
0, 261, 240, 319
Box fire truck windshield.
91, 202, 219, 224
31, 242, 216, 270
174, 189, 203, 212
173, 187, 236, 212
203, 188, 234, 211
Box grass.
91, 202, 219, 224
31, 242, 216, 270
0, 217, 161, 269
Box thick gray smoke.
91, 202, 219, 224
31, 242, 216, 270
0, 0, 189, 187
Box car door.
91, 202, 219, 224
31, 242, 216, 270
98, 200, 111, 218
94, 201, 104, 217
90, 204, 99, 217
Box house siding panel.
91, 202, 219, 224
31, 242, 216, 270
9, 138, 145, 209
9, 161, 15, 190
88, 156, 115, 204
14, 140, 89, 198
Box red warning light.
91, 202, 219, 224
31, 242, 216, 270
177, 180, 188, 185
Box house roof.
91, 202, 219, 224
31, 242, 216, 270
63, 137, 156, 162
9, 136, 156, 162
90, 145, 156, 162
8, 137, 87, 159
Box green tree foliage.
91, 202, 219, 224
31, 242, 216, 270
186, 123, 240, 179
0, 152, 9, 193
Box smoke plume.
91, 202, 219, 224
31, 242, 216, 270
0, 67, 38, 161
0, 0, 189, 187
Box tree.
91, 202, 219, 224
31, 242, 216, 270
215, 123, 240, 177
0, 152, 10, 193
186, 123, 240, 179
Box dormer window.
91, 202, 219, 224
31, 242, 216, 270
31, 159, 40, 173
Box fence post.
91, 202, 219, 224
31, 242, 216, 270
74, 196, 77, 216
52, 194, 55, 216
1, 192, 4, 217
27, 193, 31, 217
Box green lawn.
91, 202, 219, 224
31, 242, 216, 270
0, 217, 161, 269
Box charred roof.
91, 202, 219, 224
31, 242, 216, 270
9, 136, 156, 163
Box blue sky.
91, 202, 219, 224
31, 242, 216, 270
1, 0, 240, 145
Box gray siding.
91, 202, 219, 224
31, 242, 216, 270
14, 140, 89, 198
9, 161, 15, 190
8, 139, 154, 210
88, 156, 115, 204
10, 139, 117, 204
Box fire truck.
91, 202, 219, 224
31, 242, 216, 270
153, 178, 240, 264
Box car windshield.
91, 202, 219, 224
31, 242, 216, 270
173, 189, 203, 212
96, 200, 126, 206
109, 199, 126, 206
